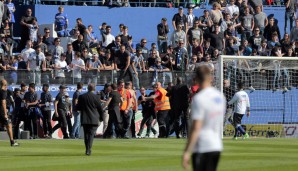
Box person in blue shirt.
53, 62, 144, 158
54, 6, 68, 37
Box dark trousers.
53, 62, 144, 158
52, 109, 69, 138
13, 108, 23, 139
157, 110, 169, 138
130, 110, 136, 138
83, 124, 98, 153
192, 152, 221, 171
121, 109, 133, 137
104, 107, 122, 138
24, 109, 37, 137
138, 110, 157, 136
42, 110, 52, 136
173, 107, 189, 138
66, 115, 73, 136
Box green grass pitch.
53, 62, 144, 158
0, 138, 298, 171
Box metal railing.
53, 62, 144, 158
3, 69, 195, 88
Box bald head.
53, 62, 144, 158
1, 79, 7, 90
87, 83, 95, 92
156, 82, 162, 88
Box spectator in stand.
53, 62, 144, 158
102, 50, 114, 70
28, 18, 38, 44
120, 26, 131, 48
130, 48, 144, 89
80, 47, 91, 64
136, 38, 149, 61
102, 25, 115, 48
42, 28, 54, 48
161, 45, 174, 71
49, 37, 64, 63
149, 43, 159, 57
198, 10, 213, 38
254, 6, 268, 35
149, 58, 170, 86
20, 8, 36, 50
284, 0, 296, 33
248, 0, 263, 11
187, 55, 198, 71
191, 38, 203, 57
7, 56, 18, 84
172, 7, 187, 32
240, 7, 254, 41
157, 18, 169, 54
281, 33, 291, 53
173, 39, 188, 71
290, 19, 298, 42
72, 34, 88, 53
54, 6, 68, 37
87, 25, 99, 48
210, 2, 223, 24
187, 21, 204, 56
69, 29, 80, 43
225, 0, 239, 16
70, 51, 85, 83
34, 35, 48, 54
107, 35, 121, 58
39, 84, 52, 138
241, 39, 252, 56
0, 34, 9, 56
65, 43, 75, 65
76, 18, 93, 42
249, 26, 265, 50
24, 83, 39, 139
6, 0, 15, 37
54, 53, 67, 84
264, 17, 281, 41
171, 23, 186, 48
42, 52, 54, 84
21, 40, 35, 62
208, 24, 225, 53
186, 7, 197, 30
258, 39, 270, 56
86, 53, 102, 84
27, 46, 46, 85
225, 37, 239, 55
147, 49, 160, 68
115, 45, 131, 81
0, 55, 7, 73
267, 33, 281, 50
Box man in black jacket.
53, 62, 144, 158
157, 18, 169, 53
77, 83, 103, 156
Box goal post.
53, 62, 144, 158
217, 55, 298, 138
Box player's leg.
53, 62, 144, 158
1, 116, 19, 146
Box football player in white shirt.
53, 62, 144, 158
182, 65, 226, 171
228, 82, 250, 140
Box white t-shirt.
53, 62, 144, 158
225, 4, 239, 16
102, 33, 115, 47
71, 58, 85, 78
28, 52, 45, 70
228, 90, 250, 115
21, 48, 35, 62
191, 87, 226, 153
28, 24, 38, 43
55, 60, 67, 78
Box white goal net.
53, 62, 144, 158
216, 56, 298, 138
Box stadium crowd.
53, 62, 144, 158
0, 0, 297, 140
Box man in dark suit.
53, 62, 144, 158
77, 83, 103, 156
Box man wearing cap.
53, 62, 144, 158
39, 84, 53, 138
157, 18, 169, 53
172, 7, 187, 32
77, 83, 103, 155
86, 53, 103, 85
53, 85, 69, 139
54, 53, 67, 84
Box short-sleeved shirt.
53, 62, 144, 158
55, 92, 67, 110
172, 13, 187, 28
138, 92, 155, 113
24, 91, 38, 108
0, 89, 7, 114
40, 91, 52, 111
254, 12, 267, 28
108, 90, 121, 110
55, 12, 68, 30
72, 90, 80, 111
115, 50, 130, 69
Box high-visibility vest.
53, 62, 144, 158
119, 89, 128, 111
154, 88, 171, 111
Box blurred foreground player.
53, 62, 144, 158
182, 65, 226, 171
0, 79, 19, 146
